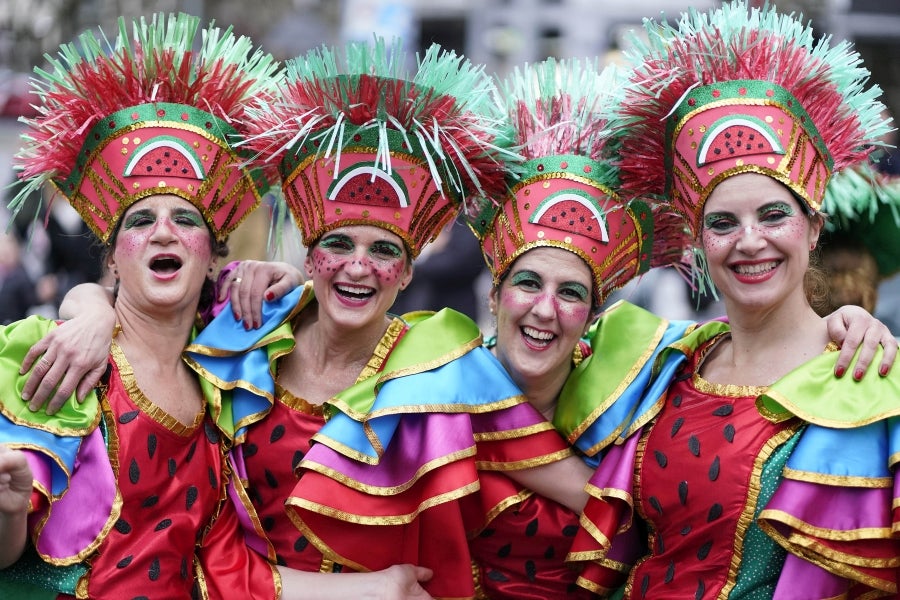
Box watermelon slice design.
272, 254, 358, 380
530, 193, 608, 242
124, 136, 205, 179
697, 116, 784, 166
327, 165, 409, 208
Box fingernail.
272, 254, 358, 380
253, 321, 260, 329
21, 392, 30, 401
853, 368, 864, 381
265, 291, 274, 301
880, 364, 889, 377
834, 366, 845, 378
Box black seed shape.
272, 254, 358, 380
294, 536, 309, 552
544, 545, 555, 559
723, 424, 736, 443
680, 524, 692, 535
129, 458, 140, 484
142, 495, 159, 508
149, 557, 160, 581
479, 528, 496, 538
641, 574, 650, 597
147, 434, 157, 459
649, 496, 663, 515
498, 542, 512, 558
186, 441, 197, 462
664, 560, 675, 583
263, 517, 275, 532
264, 468, 278, 488
697, 540, 713, 560
270, 424, 286, 443
276, 554, 287, 566
672, 394, 683, 407
525, 519, 539, 537
525, 560, 537, 582
695, 579, 706, 600
707, 503, 723, 522
487, 570, 510, 582
180, 557, 188, 580
132, 597, 149, 600
243, 443, 258, 458
117, 555, 134, 569
114, 518, 132, 534
688, 435, 701, 457
712, 405, 733, 417
186, 485, 198, 510
208, 467, 218, 489
671, 417, 684, 437
654, 450, 668, 468
120, 410, 139, 424
168, 458, 177, 477
562, 524, 578, 536
678, 480, 688, 505
155, 518, 172, 531
708, 456, 720, 481
204, 421, 220, 444
655, 535, 665, 554
292, 450, 305, 471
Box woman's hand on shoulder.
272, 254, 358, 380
825, 304, 898, 379
217, 260, 304, 330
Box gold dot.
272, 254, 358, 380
523, 189, 531, 196
158, 181, 166, 187
132, 182, 140, 189
688, 128, 694, 136
193, 141, 200, 148
736, 159, 744, 166
690, 141, 697, 150
765, 116, 774, 123
777, 129, 783, 137
543, 181, 551, 188
394, 211, 401, 219
335, 208, 342, 215
699, 125, 707, 133
361, 210, 370, 218
133, 137, 141, 145
537, 231, 545, 239
188, 184, 195, 191
564, 236, 572, 244
523, 203, 530, 210
121, 148, 128, 155
707, 168, 715, 176
202, 155, 208, 162
591, 247, 597, 253
121, 137, 130, 145
767, 157, 775, 164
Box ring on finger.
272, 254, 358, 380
233, 277, 242, 285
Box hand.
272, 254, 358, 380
0, 445, 32, 517
20, 307, 114, 414
217, 260, 304, 330
826, 305, 898, 379
375, 564, 434, 600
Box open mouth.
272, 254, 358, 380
522, 326, 555, 348
150, 256, 183, 274
335, 283, 375, 300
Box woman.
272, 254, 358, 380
0, 14, 433, 599
569, 3, 900, 596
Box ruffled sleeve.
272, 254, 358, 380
286, 308, 573, 599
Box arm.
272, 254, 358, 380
507, 453, 593, 514
825, 305, 898, 379
0, 445, 32, 569
217, 260, 305, 330
277, 565, 434, 600
20, 283, 115, 414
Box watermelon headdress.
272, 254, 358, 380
10, 13, 280, 243
466, 58, 686, 305
614, 0, 891, 245
240, 38, 511, 258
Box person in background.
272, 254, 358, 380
0, 230, 39, 324
570, 3, 900, 596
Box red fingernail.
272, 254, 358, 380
834, 366, 845, 378
265, 291, 274, 301
853, 368, 864, 381
880, 365, 889, 377
253, 321, 260, 329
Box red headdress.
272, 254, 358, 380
11, 13, 279, 242
615, 1, 890, 247
466, 58, 685, 305
241, 38, 511, 258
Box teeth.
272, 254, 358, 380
523, 326, 554, 341
734, 261, 777, 275
336, 284, 372, 296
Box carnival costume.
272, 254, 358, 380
182, 39, 576, 598
457, 57, 692, 598
0, 14, 280, 599
569, 3, 900, 597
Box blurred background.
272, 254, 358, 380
2, 0, 899, 333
